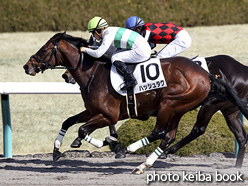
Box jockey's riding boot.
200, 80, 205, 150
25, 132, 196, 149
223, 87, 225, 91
113, 61, 137, 91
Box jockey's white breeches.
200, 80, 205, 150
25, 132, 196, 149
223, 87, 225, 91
156, 29, 192, 58
111, 38, 151, 64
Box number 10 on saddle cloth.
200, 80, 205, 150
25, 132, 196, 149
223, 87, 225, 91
110, 58, 167, 96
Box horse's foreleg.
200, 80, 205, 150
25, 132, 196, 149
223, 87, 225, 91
55, 110, 93, 149
72, 120, 120, 152
109, 125, 118, 138
53, 110, 93, 161
77, 113, 114, 148
105, 125, 123, 153
101, 125, 118, 147
77, 125, 119, 149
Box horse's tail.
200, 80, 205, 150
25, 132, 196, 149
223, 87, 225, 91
209, 74, 248, 119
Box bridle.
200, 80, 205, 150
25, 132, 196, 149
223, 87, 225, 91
29, 38, 83, 73
28, 34, 99, 93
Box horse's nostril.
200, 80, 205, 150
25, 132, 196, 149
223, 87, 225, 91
23, 65, 29, 70
62, 74, 68, 79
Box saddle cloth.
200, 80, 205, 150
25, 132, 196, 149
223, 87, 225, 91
192, 56, 209, 73
110, 58, 167, 96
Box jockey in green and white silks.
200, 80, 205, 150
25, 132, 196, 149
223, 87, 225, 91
81, 16, 151, 91
84, 27, 150, 63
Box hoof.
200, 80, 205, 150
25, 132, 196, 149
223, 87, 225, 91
159, 153, 167, 159
115, 150, 127, 159
132, 163, 147, 174
53, 148, 62, 161
235, 165, 242, 169
235, 162, 242, 168
70, 137, 82, 148
113, 143, 122, 154
132, 167, 144, 174
105, 136, 117, 144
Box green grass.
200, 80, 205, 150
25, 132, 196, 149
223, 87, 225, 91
117, 109, 239, 156
0, 25, 248, 155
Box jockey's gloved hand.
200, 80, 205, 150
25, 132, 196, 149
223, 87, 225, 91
80, 47, 85, 52
81, 46, 99, 53
151, 50, 158, 58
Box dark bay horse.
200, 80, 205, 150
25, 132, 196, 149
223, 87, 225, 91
23, 32, 248, 174
62, 55, 248, 169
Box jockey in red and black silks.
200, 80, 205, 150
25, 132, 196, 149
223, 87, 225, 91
125, 16, 192, 58
142, 22, 183, 44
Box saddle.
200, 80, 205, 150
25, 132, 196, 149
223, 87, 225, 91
110, 58, 167, 118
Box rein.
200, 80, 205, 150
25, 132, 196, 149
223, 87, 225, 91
87, 62, 101, 93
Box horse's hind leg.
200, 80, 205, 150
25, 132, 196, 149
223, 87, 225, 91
222, 109, 247, 168
115, 126, 165, 159
131, 113, 184, 174
163, 104, 218, 156
115, 108, 177, 159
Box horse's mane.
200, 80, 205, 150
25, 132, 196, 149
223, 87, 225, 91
51, 32, 89, 49
51, 32, 111, 69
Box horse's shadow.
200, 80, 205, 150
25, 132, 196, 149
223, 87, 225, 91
0, 158, 146, 174
0, 157, 224, 174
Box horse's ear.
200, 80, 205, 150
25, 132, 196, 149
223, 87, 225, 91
62, 31, 67, 37
59, 31, 66, 40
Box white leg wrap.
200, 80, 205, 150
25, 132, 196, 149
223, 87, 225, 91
84, 134, 104, 148
145, 147, 163, 167
133, 147, 163, 174
54, 129, 67, 148
127, 137, 150, 152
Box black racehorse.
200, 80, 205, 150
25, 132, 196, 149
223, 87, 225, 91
163, 55, 248, 168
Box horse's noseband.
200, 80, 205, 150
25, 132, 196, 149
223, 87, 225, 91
30, 39, 65, 73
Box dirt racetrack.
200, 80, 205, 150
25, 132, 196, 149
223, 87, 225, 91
0, 150, 248, 186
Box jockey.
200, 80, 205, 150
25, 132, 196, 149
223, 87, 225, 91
80, 16, 151, 91
125, 16, 192, 58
